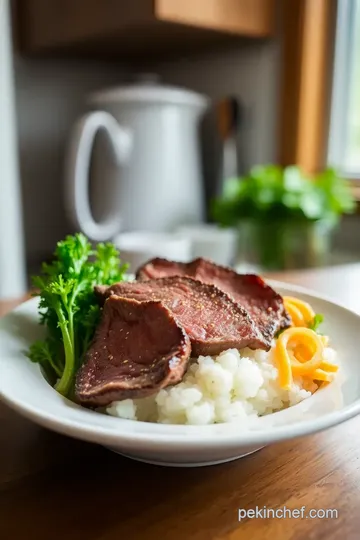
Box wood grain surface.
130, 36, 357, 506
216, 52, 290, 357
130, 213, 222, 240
1, 264, 360, 540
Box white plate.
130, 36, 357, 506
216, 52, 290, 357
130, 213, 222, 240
1, 281, 360, 467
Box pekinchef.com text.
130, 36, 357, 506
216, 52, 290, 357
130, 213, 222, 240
238, 506, 338, 521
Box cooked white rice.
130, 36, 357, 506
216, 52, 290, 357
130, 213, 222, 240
107, 345, 337, 425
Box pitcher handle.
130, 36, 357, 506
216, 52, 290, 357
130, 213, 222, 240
65, 110, 132, 241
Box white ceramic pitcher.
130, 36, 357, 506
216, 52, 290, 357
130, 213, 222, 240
65, 80, 208, 241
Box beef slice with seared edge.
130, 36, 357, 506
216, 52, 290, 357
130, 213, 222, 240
76, 296, 191, 407
136, 257, 291, 342
95, 276, 268, 354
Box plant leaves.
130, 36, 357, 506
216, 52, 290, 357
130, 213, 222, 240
308, 313, 325, 332
210, 165, 356, 227
28, 233, 127, 395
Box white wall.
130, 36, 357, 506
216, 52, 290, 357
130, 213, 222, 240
14, 57, 128, 264
155, 43, 279, 165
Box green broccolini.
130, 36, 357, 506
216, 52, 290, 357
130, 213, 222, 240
27, 233, 128, 396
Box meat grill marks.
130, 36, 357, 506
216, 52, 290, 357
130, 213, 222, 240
76, 296, 191, 407
136, 257, 291, 342
95, 276, 268, 355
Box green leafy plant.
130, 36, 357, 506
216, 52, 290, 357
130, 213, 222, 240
308, 313, 324, 332
27, 233, 128, 396
211, 165, 356, 227
275, 313, 324, 338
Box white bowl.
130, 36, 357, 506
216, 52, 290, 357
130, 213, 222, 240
1, 281, 359, 467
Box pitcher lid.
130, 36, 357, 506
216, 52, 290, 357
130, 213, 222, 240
89, 77, 209, 108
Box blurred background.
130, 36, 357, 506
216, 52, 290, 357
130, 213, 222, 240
1, 0, 359, 299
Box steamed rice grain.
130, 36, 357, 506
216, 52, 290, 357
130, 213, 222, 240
106, 346, 337, 425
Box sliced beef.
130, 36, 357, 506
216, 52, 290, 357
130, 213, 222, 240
136, 258, 190, 281
136, 257, 291, 343
76, 296, 191, 407
95, 276, 268, 354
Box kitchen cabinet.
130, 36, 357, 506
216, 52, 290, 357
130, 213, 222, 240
16, 0, 275, 59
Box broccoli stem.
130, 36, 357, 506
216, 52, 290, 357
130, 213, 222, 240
67, 282, 83, 365
68, 286, 78, 338
54, 305, 75, 396
47, 352, 63, 378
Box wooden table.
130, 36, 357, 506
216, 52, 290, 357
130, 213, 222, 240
1, 264, 360, 540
